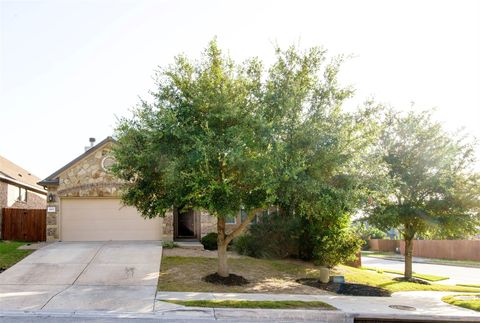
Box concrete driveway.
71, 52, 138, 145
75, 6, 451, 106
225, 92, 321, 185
0, 241, 162, 313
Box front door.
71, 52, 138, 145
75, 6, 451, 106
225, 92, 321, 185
174, 208, 200, 240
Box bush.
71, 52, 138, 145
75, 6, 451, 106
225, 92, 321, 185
234, 212, 302, 258
162, 241, 178, 249
233, 233, 266, 258
201, 232, 218, 250
312, 231, 363, 268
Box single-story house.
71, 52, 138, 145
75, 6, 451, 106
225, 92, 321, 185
0, 155, 47, 209
38, 137, 244, 242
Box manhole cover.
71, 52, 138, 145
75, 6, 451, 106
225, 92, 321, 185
389, 305, 416, 311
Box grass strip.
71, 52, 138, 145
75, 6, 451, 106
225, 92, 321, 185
362, 251, 480, 268
457, 284, 480, 288
0, 241, 33, 269
337, 265, 480, 293
442, 294, 480, 312
361, 266, 448, 282
162, 299, 336, 309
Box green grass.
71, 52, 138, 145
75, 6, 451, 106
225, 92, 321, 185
362, 251, 480, 268
336, 265, 480, 293
361, 266, 449, 281
442, 294, 480, 312
162, 299, 335, 309
457, 284, 480, 288
0, 241, 33, 269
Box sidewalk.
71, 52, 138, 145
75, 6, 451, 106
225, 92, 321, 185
155, 290, 480, 321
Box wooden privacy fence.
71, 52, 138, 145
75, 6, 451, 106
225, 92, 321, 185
369, 239, 480, 261
1, 208, 46, 242
368, 239, 400, 252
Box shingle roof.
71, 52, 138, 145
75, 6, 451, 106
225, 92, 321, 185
0, 155, 46, 193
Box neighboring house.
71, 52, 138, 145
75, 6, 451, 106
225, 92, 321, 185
38, 137, 244, 242
0, 155, 47, 209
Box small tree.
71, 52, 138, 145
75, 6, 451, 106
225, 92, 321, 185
368, 110, 480, 279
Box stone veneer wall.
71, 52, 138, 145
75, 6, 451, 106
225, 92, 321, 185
45, 143, 172, 241
200, 211, 242, 238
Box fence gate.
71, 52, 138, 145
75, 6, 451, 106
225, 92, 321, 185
1, 208, 46, 241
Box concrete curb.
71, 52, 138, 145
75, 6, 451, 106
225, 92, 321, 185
0, 308, 350, 322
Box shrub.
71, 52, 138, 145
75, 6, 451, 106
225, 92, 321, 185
162, 241, 178, 249
233, 233, 266, 258
234, 212, 302, 258
201, 232, 218, 250
312, 231, 363, 268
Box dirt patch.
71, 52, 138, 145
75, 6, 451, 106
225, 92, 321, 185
392, 277, 430, 285
296, 278, 391, 297
203, 273, 250, 286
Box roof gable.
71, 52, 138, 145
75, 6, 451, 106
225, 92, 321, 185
0, 155, 45, 192
38, 137, 116, 186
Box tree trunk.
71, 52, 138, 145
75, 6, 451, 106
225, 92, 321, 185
215, 208, 264, 277
217, 217, 229, 277
404, 237, 413, 279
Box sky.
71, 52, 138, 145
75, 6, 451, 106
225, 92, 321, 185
1, 0, 479, 179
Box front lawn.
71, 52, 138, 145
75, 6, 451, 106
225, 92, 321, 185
158, 252, 480, 294
0, 241, 33, 271
442, 295, 480, 312
336, 265, 480, 293
159, 255, 324, 294
162, 300, 335, 309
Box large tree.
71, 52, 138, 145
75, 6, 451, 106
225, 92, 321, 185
112, 40, 273, 277
368, 110, 480, 279
263, 46, 381, 264
112, 40, 374, 277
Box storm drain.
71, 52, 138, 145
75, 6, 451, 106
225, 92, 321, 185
388, 304, 416, 311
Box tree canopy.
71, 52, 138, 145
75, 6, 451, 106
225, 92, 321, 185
112, 39, 379, 276
367, 109, 480, 278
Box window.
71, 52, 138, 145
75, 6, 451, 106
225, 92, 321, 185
225, 214, 236, 224
240, 208, 259, 224
17, 187, 27, 202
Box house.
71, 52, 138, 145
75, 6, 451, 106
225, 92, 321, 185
38, 137, 243, 242
0, 155, 47, 209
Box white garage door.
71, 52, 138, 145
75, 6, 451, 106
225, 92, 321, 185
61, 198, 162, 241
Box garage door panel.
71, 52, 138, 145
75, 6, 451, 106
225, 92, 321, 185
61, 199, 162, 241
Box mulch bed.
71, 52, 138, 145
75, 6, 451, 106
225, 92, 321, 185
392, 277, 430, 285
296, 278, 391, 297
203, 273, 250, 286
0, 268, 5, 274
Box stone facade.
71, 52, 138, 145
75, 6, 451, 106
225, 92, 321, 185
43, 139, 244, 242
200, 211, 242, 237
44, 141, 127, 241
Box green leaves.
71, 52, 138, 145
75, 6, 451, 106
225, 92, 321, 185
368, 109, 480, 240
